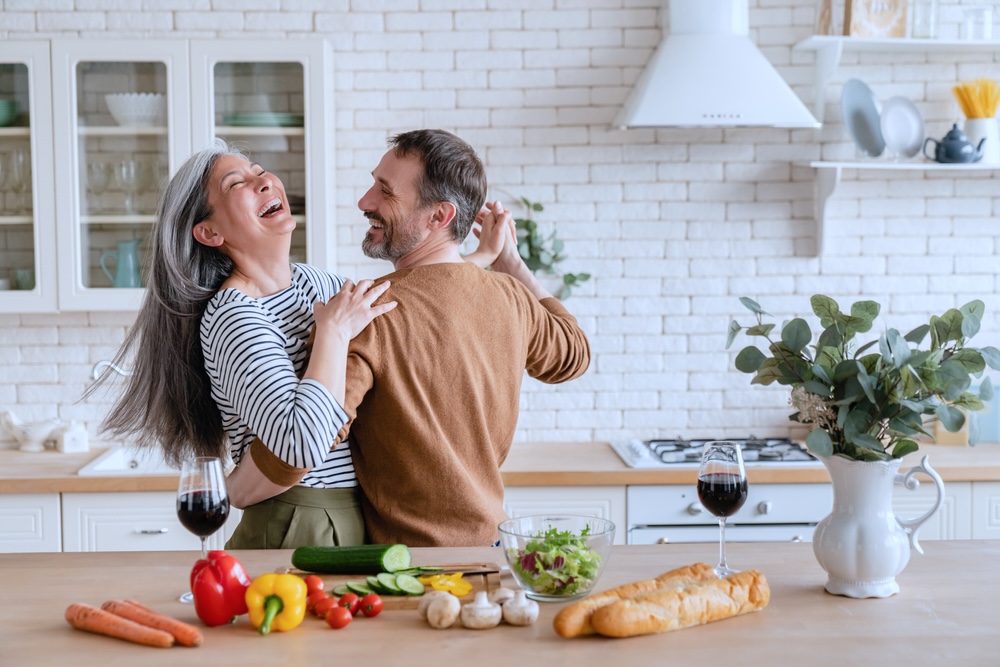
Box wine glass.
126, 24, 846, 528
8, 148, 30, 215
114, 157, 145, 214
176, 456, 229, 602
86, 160, 111, 214
697, 441, 748, 578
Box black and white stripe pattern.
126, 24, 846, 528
201, 264, 357, 488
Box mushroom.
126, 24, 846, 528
425, 593, 461, 629
418, 589, 454, 620
460, 591, 502, 629
488, 587, 516, 606
501, 590, 539, 626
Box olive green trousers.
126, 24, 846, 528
226, 486, 366, 549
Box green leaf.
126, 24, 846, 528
745, 323, 776, 337
781, 318, 812, 353
935, 309, 966, 345
816, 324, 842, 352
810, 295, 840, 328
883, 329, 911, 368
832, 359, 861, 383
980, 376, 994, 401
935, 404, 966, 432
734, 346, 767, 373
806, 428, 833, 458
949, 348, 986, 376
849, 300, 880, 333
961, 311, 981, 339
854, 339, 878, 356
904, 324, 930, 345
979, 346, 1000, 370
811, 364, 832, 384
850, 433, 885, 452
802, 380, 834, 397
725, 321, 742, 350
856, 364, 877, 404
890, 439, 919, 459
739, 297, 767, 315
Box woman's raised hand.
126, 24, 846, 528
315, 279, 397, 340
465, 200, 516, 269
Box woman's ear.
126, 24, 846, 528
192, 221, 224, 247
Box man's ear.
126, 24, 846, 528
428, 201, 457, 231
192, 221, 224, 247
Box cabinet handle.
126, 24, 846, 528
135, 528, 169, 535
685, 502, 704, 515
790, 535, 803, 543
656, 537, 670, 544
757, 501, 773, 515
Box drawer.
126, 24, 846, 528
62, 492, 241, 552
0, 493, 61, 552
629, 524, 816, 545
628, 483, 833, 526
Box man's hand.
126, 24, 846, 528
466, 200, 516, 268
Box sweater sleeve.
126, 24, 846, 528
202, 299, 349, 469
524, 296, 591, 383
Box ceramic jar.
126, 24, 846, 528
812, 454, 943, 598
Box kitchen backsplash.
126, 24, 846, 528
2, 0, 999, 448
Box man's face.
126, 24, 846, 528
358, 150, 429, 262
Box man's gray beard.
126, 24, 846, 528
361, 216, 423, 261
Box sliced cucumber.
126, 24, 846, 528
331, 584, 351, 596
346, 580, 375, 596
395, 573, 426, 595
376, 572, 402, 594
393, 566, 444, 576
366, 575, 387, 594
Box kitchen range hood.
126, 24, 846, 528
614, 0, 819, 129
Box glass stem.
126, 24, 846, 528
200, 537, 208, 560
718, 517, 728, 573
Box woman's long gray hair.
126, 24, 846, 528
97, 138, 247, 465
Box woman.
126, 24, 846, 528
97, 139, 511, 548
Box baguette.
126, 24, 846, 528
552, 562, 715, 638
590, 569, 770, 638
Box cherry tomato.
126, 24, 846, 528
338, 592, 361, 616
359, 593, 383, 617
304, 575, 326, 596
313, 596, 338, 619
325, 606, 353, 629
307, 591, 330, 614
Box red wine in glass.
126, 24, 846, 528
177, 490, 230, 538
697, 441, 748, 578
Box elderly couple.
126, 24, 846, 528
101, 129, 590, 548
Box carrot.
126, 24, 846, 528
101, 599, 203, 647
65, 603, 174, 648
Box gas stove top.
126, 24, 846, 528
610, 437, 820, 469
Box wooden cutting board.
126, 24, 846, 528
280, 562, 504, 611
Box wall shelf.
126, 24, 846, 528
793, 36, 1000, 122
809, 160, 1000, 253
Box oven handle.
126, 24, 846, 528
686, 502, 704, 515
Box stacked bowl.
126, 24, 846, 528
104, 93, 166, 127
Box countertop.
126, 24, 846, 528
1, 541, 997, 666
3, 441, 1000, 494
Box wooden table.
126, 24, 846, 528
2, 542, 997, 666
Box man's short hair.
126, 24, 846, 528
387, 129, 487, 243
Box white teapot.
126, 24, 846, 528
1, 410, 65, 452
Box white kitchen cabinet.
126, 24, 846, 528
503, 486, 627, 545
0, 493, 61, 552
0, 41, 58, 313
971, 482, 1000, 539
2, 38, 333, 313
61, 491, 242, 552
892, 480, 972, 541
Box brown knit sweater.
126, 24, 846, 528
333, 262, 590, 546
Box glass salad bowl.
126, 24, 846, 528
498, 515, 615, 602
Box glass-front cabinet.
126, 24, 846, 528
52, 41, 190, 311
191, 41, 334, 270
0, 41, 57, 313
2, 39, 333, 313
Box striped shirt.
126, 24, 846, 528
200, 263, 357, 488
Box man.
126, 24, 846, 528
336, 129, 590, 546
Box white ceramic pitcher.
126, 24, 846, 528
812, 454, 943, 598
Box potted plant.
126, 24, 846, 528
727, 294, 999, 598
512, 196, 590, 299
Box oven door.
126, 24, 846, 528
629, 524, 816, 544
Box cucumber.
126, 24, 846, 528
376, 572, 402, 594
291, 544, 411, 574
332, 584, 350, 596
366, 576, 387, 594
395, 574, 426, 595
346, 581, 375, 597
393, 566, 444, 576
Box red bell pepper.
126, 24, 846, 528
190, 550, 252, 626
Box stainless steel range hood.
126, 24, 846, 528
614, 0, 819, 129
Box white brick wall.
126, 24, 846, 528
1, 0, 999, 449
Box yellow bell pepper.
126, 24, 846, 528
417, 572, 473, 597
245, 573, 307, 635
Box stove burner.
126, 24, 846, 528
641, 437, 811, 465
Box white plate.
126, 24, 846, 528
841, 79, 885, 158
879, 96, 924, 159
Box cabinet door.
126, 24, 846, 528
892, 480, 972, 541
51, 40, 191, 311
503, 486, 627, 545
190, 40, 335, 270
972, 482, 1000, 539
0, 41, 57, 312
62, 491, 241, 552
0, 493, 61, 552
